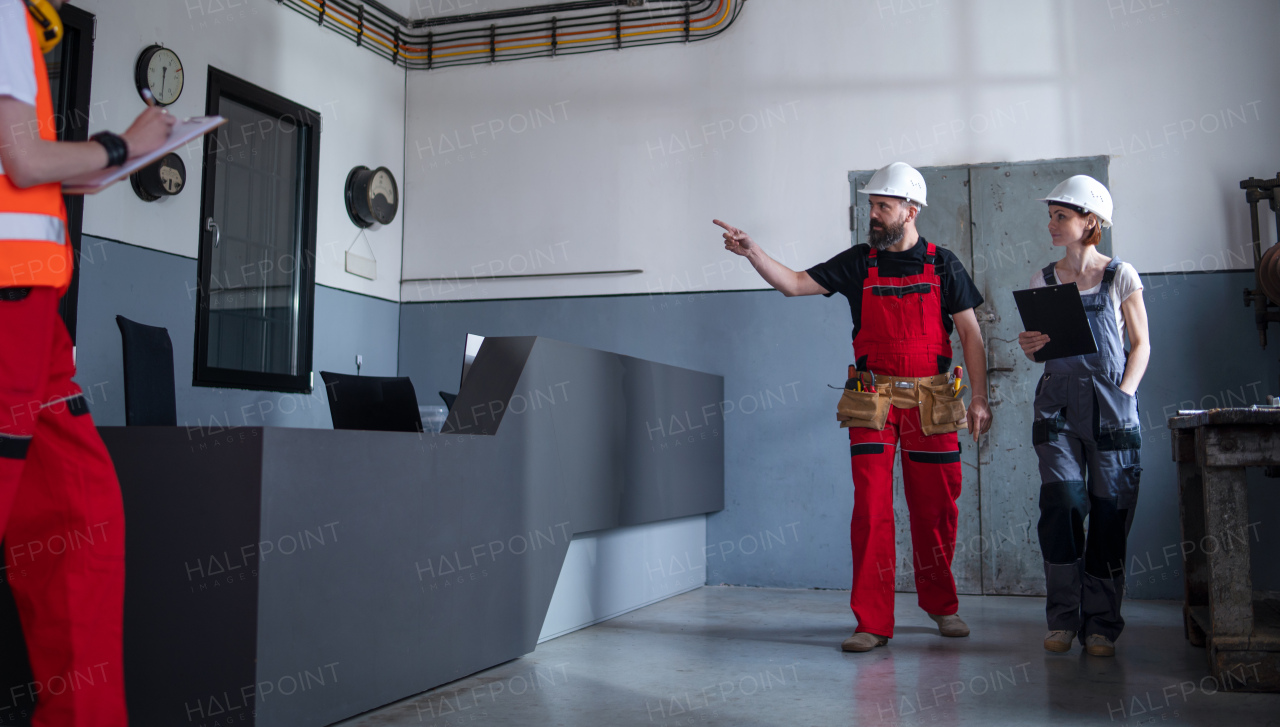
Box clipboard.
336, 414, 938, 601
62, 115, 227, 195
1012, 283, 1098, 362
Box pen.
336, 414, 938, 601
141, 87, 158, 107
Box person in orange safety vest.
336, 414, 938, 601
1, 1, 174, 724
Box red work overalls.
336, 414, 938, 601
0, 11, 129, 727
848, 243, 963, 638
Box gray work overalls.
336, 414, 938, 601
1031, 258, 1142, 643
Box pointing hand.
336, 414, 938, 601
713, 219, 755, 257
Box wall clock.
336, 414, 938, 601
134, 44, 184, 106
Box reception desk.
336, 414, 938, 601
0, 337, 724, 727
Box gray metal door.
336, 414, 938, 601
849, 156, 1109, 596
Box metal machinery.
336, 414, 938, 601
1241, 174, 1280, 398
1242, 174, 1280, 346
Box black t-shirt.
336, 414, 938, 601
805, 237, 984, 341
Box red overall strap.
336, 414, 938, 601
854, 242, 952, 377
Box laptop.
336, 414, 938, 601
439, 334, 484, 411
319, 371, 424, 433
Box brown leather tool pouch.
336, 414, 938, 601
838, 387, 890, 430
919, 383, 968, 436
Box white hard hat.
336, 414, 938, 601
858, 162, 927, 207
1039, 175, 1113, 228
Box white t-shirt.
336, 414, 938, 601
0, 0, 37, 107
1030, 260, 1143, 338
1, 0, 37, 176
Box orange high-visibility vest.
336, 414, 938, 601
0, 11, 72, 290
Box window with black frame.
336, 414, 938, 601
194, 68, 319, 393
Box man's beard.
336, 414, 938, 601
868, 216, 906, 250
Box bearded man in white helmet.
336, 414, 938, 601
715, 161, 992, 653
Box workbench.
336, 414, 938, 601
1170, 408, 1280, 692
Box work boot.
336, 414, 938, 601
928, 612, 970, 637
841, 632, 889, 652
1043, 630, 1075, 653
1085, 634, 1115, 657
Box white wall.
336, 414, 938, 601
75, 0, 406, 301
401, 0, 1280, 302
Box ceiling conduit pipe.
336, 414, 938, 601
275, 0, 744, 70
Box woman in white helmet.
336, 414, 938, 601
1017, 175, 1150, 657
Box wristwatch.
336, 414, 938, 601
90, 131, 129, 168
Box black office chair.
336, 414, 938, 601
320, 371, 424, 433
115, 315, 178, 426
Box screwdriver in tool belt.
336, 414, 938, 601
951, 366, 963, 395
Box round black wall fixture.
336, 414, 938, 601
344, 165, 399, 228
130, 153, 186, 202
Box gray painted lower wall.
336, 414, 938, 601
74, 236, 400, 430
67, 240, 1280, 602
398, 272, 1280, 601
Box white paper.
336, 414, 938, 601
345, 250, 377, 280
461, 334, 485, 385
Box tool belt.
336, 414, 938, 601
837, 369, 968, 435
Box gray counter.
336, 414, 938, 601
1, 337, 723, 727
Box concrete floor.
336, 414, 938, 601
337, 586, 1280, 727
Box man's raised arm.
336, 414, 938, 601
713, 219, 828, 297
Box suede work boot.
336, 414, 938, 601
1043, 630, 1076, 653
1085, 634, 1115, 657
841, 632, 889, 652
928, 613, 970, 637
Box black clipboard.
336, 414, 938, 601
1012, 283, 1098, 362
